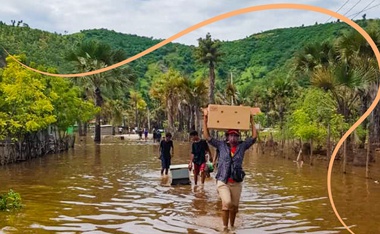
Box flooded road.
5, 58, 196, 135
1, 136, 380, 233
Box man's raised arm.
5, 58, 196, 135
203, 108, 211, 141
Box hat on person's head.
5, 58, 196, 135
227, 129, 240, 136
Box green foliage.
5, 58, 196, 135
0, 23, 80, 73
0, 55, 56, 139
43, 75, 99, 131
0, 189, 22, 211
0, 55, 99, 139
254, 113, 267, 128
194, 32, 224, 65
1, 19, 378, 100
1, 19, 380, 140
285, 88, 350, 143
79, 29, 196, 79
288, 109, 324, 142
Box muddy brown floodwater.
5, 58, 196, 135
1, 136, 380, 233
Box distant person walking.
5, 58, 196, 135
144, 128, 148, 141
153, 128, 157, 142
158, 132, 174, 176
138, 129, 143, 140
156, 130, 162, 143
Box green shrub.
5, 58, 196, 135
0, 189, 22, 211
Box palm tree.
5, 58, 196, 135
150, 69, 187, 133
336, 26, 380, 162
195, 33, 224, 104
128, 90, 147, 129
294, 38, 375, 170
101, 99, 124, 135
66, 40, 134, 143
186, 77, 208, 132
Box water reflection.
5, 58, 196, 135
0, 137, 379, 233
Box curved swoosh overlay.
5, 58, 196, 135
3, 3, 380, 233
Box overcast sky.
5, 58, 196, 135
1, 0, 379, 45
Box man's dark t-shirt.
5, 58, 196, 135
192, 139, 209, 165
160, 140, 173, 158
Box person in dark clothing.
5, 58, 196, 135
188, 130, 212, 185
138, 129, 143, 140
144, 128, 148, 141
158, 132, 174, 175
214, 133, 243, 170
156, 131, 162, 143
153, 128, 157, 142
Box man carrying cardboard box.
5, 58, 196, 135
203, 108, 257, 232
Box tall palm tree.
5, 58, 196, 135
185, 77, 208, 132
150, 69, 187, 133
294, 41, 338, 73
66, 40, 134, 143
128, 90, 146, 129
101, 99, 124, 134
336, 26, 380, 161
195, 33, 224, 104
294, 37, 376, 169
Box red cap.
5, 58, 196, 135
227, 129, 240, 136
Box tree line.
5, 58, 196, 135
0, 19, 379, 173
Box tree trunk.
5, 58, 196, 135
366, 130, 370, 178
369, 105, 380, 162
296, 139, 303, 162
78, 122, 83, 136
84, 122, 88, 136
343, 139, 347, 173
167, 101, 174, 133
94, 87, 103, 143
188, 105, 192, 132
178, 109, 183, 132
147, 108, 151, 131
135, 100, 138, 129
327, 123, 331, 161
310, 139, 313, 166
195, 106, 200, 134
209, 63, 215, 104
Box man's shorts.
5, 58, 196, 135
193, 162, 206, 176
217, 180, 243, 212
161, 156, 171, 169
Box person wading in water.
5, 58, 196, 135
203, 109, 257, 231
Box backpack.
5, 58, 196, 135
229, 143, 245, 182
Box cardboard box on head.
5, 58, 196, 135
206, 104, 251, 130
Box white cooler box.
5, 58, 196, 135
170, 164, 191, 185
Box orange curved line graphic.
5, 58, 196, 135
3, 4, 380, 233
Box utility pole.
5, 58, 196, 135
147, 107, 151, 130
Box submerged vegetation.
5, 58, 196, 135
0, 190, 22, 211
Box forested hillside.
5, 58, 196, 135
1, 19, 376, 91
1, 18, 380, 166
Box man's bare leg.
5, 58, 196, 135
229, 209, 237, 228
222, 210, 229, 229
200, 171, 206, 184
194, 171, 199, 185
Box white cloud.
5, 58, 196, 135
0, 0, 379, 45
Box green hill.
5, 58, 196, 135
0, 18, 378, 90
